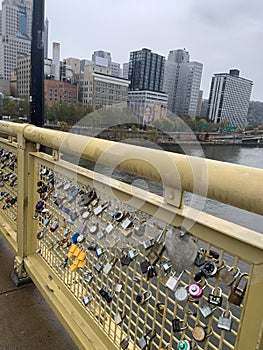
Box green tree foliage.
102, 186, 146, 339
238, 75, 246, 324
247, 101, 263, 126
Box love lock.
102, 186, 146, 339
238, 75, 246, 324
201, 260, 218, 277
177, 340, 198, 350
192, 325, 213, 342
166, 271, 184, 292
199, 301, 216, 318
188, 281, 206, 299
208, 287, 222, 306
135, 291, 152, 306
114, 311, 126, 325
218, 310, 233, 331
228, 273, 249, 306
174, 286, 188, 302
120, 336, 131, 350
220, 266, 240, 286
137, 329, 156, 349
172, 318, 188, 332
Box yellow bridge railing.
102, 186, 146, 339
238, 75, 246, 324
0, 121, 262, 350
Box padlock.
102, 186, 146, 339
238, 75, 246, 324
113, 210, 124, 222
143, 239, 154, 250
201, 260, 218, 277
90, 224, 99, 235
194, 248, 206, 267
208, 287, 222, 306
128, 250, 138, 260
50, 220, 59, 232
220, 266, 240, 286
121, 253, 131, 266
188, 282, 205, 298
137, 330, 156, 349
94, 202, 109, 216
156, 302, 165, 317
135, 291, 152, 305
120, 336, 131, 350
172, 318, 188, 332
218, 311, 232, 331
82, 294, 93, 306
114, 311, 126, 325
105, 223, 114, 234
147, 265, 157, 280
228, 273, 248, 306
114, 283, 123, 293
166, 271, 184, 292
140, 259, 150, 274
177, 340, 197, 350
174, 286, 188, 302
103, 256, 118, 275
94, 261, 102, 273
146, 230, 166, 265
199, 302, 216, 318
192, 325, 213, 342
121, 216, 133, 229
95, 247, 104, 258
84, 271, 93, 283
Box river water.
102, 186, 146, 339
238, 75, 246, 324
77, 144, 263, 234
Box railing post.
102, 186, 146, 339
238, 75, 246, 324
11, 128, 37, 286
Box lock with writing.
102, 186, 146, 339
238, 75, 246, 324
218, 310, 232, 331
199, 301, 216, 318
220, 266, 240, 286
172, 318, 188, 332
208, 287, 222, 306
137, 329, 156, 349
228, 273, 248, 306
166, 271, 184, 292
146, 229, 166, 266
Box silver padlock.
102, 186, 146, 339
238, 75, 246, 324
166, 271, 184, 292
218, 311, 232, 331
135, 291, 152, 305
137, 330, 156, 349
199, 301, 216, 318
121, 216, 133, 229
82, 294, 93, 306
174, 286, 188, 302
114, 311, 126, 325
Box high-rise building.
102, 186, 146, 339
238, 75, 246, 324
91, 50, 121, 77
0, 0, 32, 80
122, 63, 129, 80
128, 48, 165, 92
76, 64, 129, 108
207, 69, 253, 129
44, 18, 49, 59
163, 49, 203, 118
52, 42, 60, 81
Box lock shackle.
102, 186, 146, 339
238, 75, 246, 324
156, 302, 165, 316
211, 286, 222, 295
136, 290, 152, 305
222, 310, 232, 318
174, 317, 189, 331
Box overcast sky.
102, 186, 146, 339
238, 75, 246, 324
45, 0, 263, 101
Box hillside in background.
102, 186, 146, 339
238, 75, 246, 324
247, 101, 263, 126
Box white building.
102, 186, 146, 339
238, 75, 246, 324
207, 69, 253, 129
76, 64, 129, 108
0, 0, 32, 80
163, 49, 203, 118
91, 50, 121, 78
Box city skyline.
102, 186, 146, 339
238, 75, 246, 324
44, 0, 262, 102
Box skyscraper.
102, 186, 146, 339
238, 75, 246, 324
163, 49, 203, 118
44, 18, 49, 59
0, 0, 32, 80
207, 69, 253, 129
128, 48, 165, 92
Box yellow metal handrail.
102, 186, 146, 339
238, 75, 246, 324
0, 120, 262, 350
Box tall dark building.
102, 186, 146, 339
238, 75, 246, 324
128, 48, 165, 92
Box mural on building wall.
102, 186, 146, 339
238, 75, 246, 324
128, 100, 167, 125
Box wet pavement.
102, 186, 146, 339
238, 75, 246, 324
0, 235, 78, 350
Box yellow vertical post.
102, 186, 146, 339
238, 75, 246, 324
235, 264, 263, 350
11, 127, 37, 285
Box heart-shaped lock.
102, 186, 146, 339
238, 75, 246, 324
165, 227, 198, 272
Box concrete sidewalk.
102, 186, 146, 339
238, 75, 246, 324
0, 235, 78, 350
